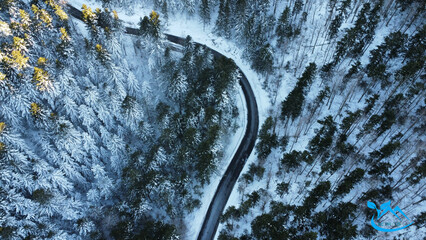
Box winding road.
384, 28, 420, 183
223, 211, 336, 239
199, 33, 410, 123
66, 4, 259, 240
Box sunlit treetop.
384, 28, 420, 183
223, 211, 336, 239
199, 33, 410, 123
44, 0, 68, 20
9, 50, 29, 70
31, 4, 40, 14
53, 5, 68, 21
0, 122, 5, 134
33, 67, 52, 91
40, 9, 53, 26
95, 44, 103, 52
82, 4, 97, 23
31, 5, 53, 27
19, 9, 31, 29
150, 10, 160, 26
30, 103, 42, 117
13, 36, 26, 51
113, 10, 119, 20
0, 72, 6, 81
37, 57, 47, 66
45, 0, 55, 7
60, 27, 70, 41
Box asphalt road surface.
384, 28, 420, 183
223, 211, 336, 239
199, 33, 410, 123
66, 5, 259, 240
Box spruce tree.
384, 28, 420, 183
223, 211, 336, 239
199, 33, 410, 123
215, 0, 231, 38
200, 0, 211, 27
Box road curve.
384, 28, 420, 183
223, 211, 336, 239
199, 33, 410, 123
66, 4, 259, 240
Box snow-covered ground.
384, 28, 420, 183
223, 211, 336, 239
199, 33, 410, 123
68, 1, 270, 238
67, 1, 425, 239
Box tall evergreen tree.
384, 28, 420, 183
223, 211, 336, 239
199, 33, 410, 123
215, 0, 231, 38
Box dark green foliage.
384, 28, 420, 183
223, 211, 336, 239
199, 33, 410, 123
195, 124, 220, 183
212, 56, 238, 101
31, 189, 53, 204
369, 136, 401, 161
276, 182, 289, 196
362, 94, 404, 137
335, 135, 355, 156
251, 213, 289, 240
368, 162, 391, 181
156, 102, 170, 122
251, 44, 273, 74
242, 163, 265, 183
414, 211, 426, 229
333, 1, 383, 64
320, 158, 344, 175
292, 0, 303, 15
313, 202, 358, 239
139, 16, 150, 35
328, 13, 343, 39
340, 110, 362, 134
281, 85, 305, 121
215, 0, 231, 38
121, 95, 136, 110
0, 226, 16, 239
308, 115, 337, 155
303, 181, 331, 210
279, 135, 289, 151
133, 220, 176, 240
295, 232, 317, 240
344, 61, 361, 80
221, 190, 261, 224
363, 94, 379, 115
235, 0, 247, 17
256, 116, 278, 160
269, 201, 294, 224
138, 12, 160, 38
218, 231, 239, 240
403, 24, 425, 63
239, 190, 261, 215
221, 206, 241, 223
366, 31, 408, 88
395, 25, 425, 84
281, 63, 317, 122
276, 7, 293, 45
185, 198, 201, 211
333, 168, 365, 199
360, 185, 393, 203
280, 150, 312, 172
200, 0, 210, 25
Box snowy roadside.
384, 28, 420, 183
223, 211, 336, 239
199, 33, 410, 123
184, 85, 246, 240
67, 1, 270, 239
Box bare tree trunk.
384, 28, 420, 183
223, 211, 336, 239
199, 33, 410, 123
402, 8, 421, 34
389, 148, 415, 175
273, 0, 279, 15
291, 115, 305, 149
385, 7, 398, 27
350, 0, 363, 23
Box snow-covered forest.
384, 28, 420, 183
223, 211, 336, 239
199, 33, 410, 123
0, 0, 239, 238
0, 0, 425, 239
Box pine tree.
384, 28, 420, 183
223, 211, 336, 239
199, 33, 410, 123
256, 116, 278, 161
215, 0, 231, 38
281, 63, 317, 122
251, 44, 273, 74
200, 0, 211, 26
276, 7, 293, 46
333, 168, 365, 199
328, 13, 343, 39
